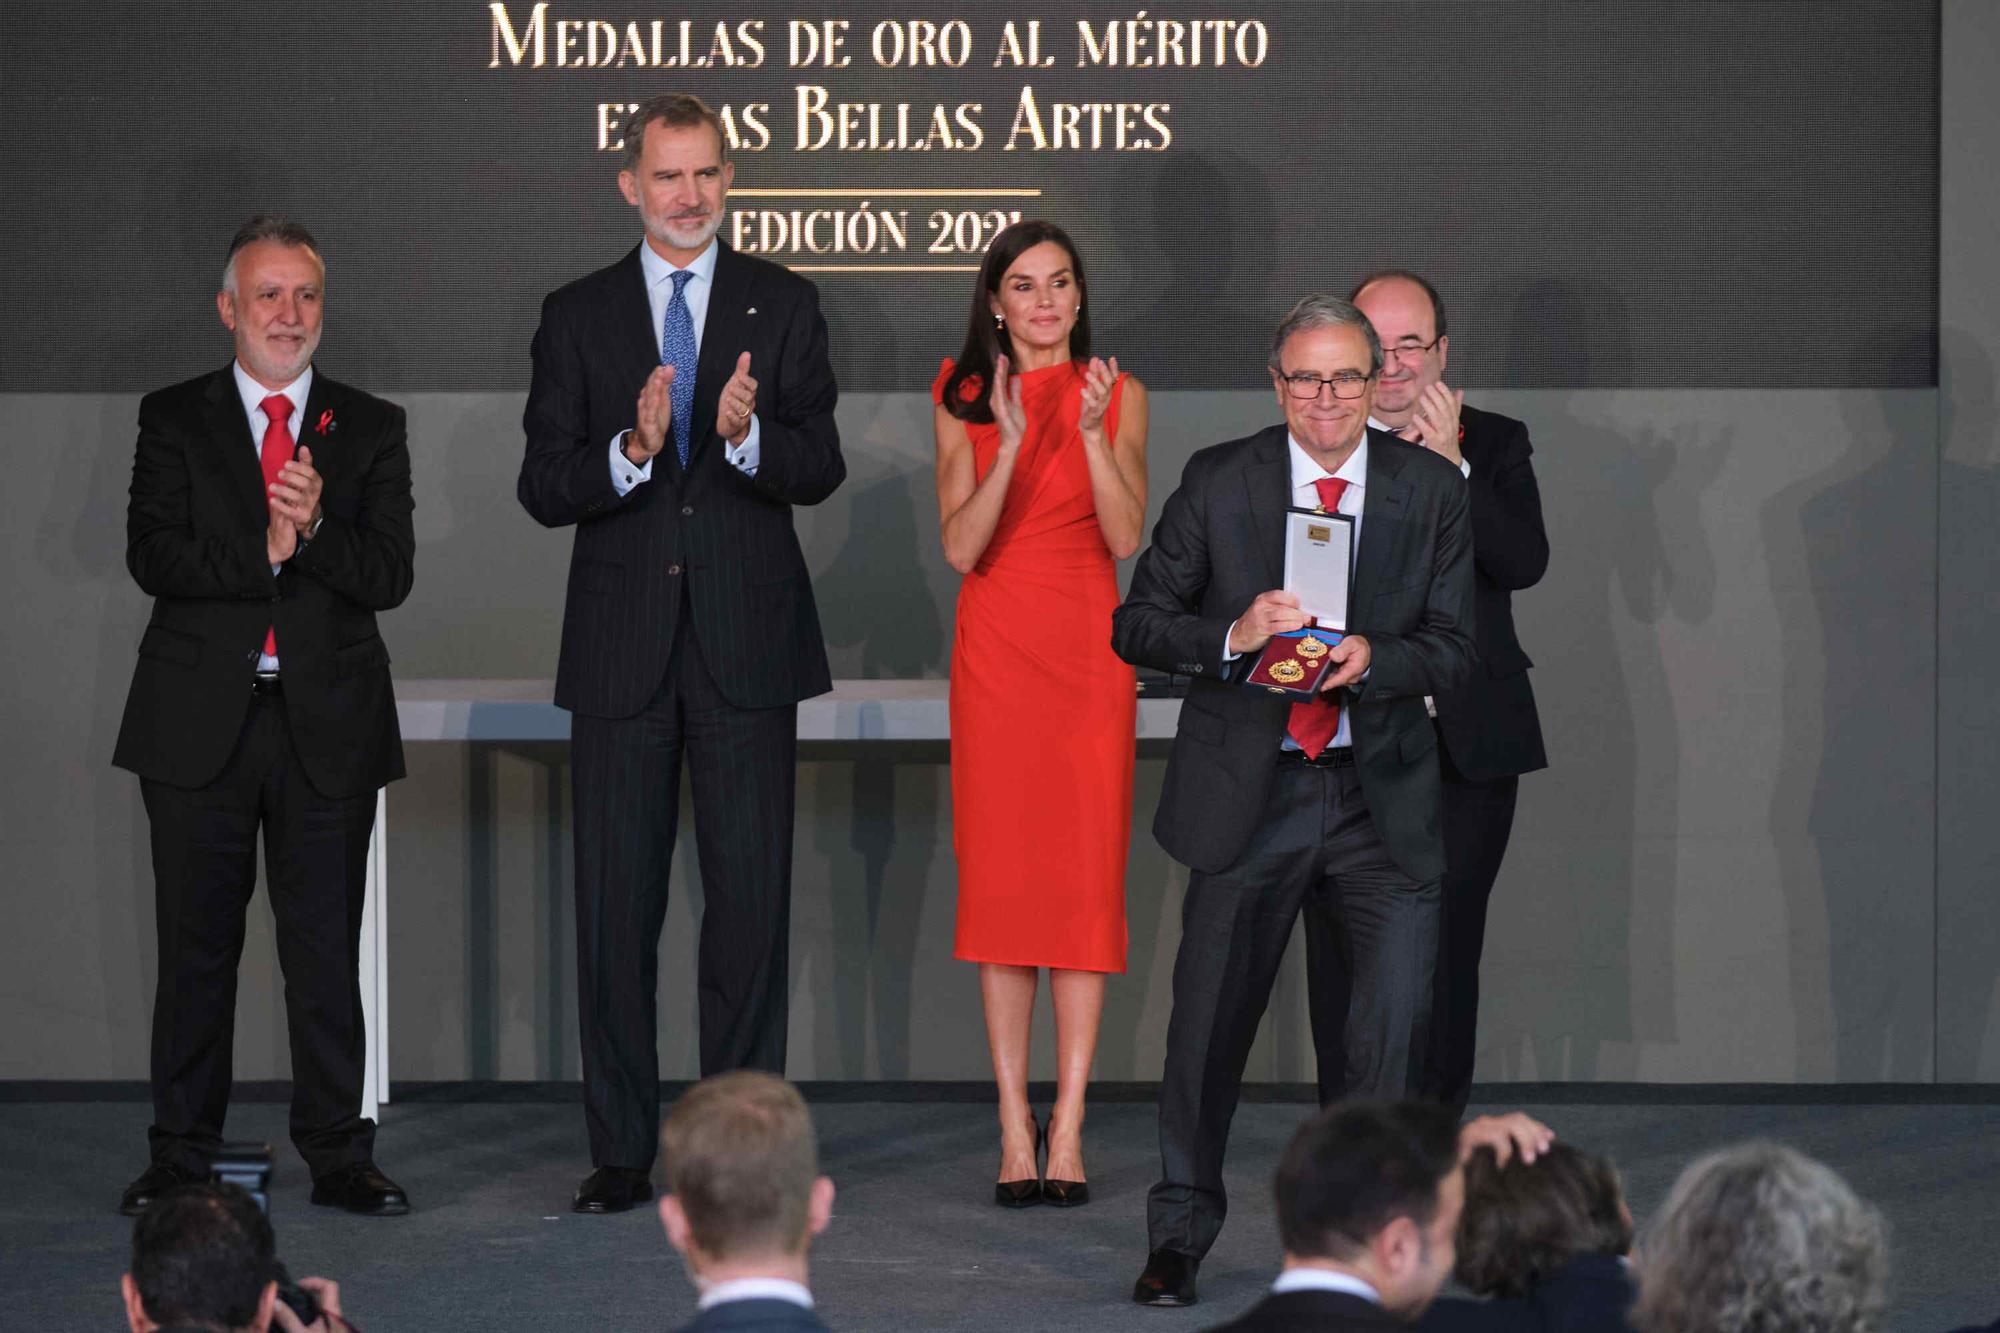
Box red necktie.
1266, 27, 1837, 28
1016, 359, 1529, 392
1284, 476, 1349, 758
258, 394, 295, 658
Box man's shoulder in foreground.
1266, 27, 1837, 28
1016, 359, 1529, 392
717, 242, 823, 302
676, 1296, 830, 1332
1174, 422, 1289, 485
1374, 429, 1470, 489
1205, 1288, 1406, 1332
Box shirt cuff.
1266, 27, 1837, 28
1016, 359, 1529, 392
1222, 620, 1242, 665
611, 432, 653, 495
725, 416, 761, 475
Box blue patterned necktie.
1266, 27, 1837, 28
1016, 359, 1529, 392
660, 268, 697, 467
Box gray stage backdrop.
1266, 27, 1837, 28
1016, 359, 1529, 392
2, 2, 1996, 1086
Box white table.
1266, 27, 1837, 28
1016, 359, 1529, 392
360, 679, 1185, 1117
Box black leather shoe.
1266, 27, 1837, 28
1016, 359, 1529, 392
310, 1162, 410, 1216
573, 1166, 654, 1214
120, 1161, 201, 1216
1042, 1177, 1089, 1207
994, 1117, 1043, 1208
1133, 1249, 1199, 1307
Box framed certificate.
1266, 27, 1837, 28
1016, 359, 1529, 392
1281, 506, 1355, 628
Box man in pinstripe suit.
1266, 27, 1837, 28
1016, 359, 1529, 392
518, 93, 844, 1215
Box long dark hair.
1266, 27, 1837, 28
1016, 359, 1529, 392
941, 219, 1092, 424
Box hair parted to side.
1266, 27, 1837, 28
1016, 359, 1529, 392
1453, 1142, 1632, 1300
1269, 294, 1383, 376
661, 1070, 819, 1261
1349, 269, 1449, 341
130, 1181, 276, 1331
1632, 1141, 1888, 1333
1274, 1100, 1461, 1262
622, 93, 730, 172
221, 215, 321, 295
941, 218, 1092, 425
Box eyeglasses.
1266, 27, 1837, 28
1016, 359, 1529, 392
1381, 336, 1442, 363
1278, 370, 1373, 400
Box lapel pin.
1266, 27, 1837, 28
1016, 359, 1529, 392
316, 410, 336, 436
746, 306, 757, 315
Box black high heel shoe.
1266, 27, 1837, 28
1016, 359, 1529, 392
994, 1116, 1044, 1208
1042, 1117, 1089, 1207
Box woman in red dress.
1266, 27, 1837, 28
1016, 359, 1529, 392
932, 220, 1148, 1207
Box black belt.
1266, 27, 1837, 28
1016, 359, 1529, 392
1278, 745, 1354, 769
251, 673, 283, 695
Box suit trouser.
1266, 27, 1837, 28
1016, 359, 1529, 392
1147, 757, 1439, 1260
570, 626, 797, 1170
1306, 752, 1518, 1111
140, 689, 379, 1178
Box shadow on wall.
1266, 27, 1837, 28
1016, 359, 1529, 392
68, 395, 163, 1079
1098, 152, 1281, 389
1477, 276, 1709, 1081
1936, 326, 2000, 1078
1766, 331, 1940, 1079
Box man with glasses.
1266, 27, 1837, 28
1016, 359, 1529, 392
1114, 295, 1476, 1308
1320, 271, 1549, 1114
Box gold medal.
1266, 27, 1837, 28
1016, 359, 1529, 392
1270, 659, 1306, 684
1295, 635, 1329, 660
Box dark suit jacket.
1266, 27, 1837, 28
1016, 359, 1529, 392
517, 242, 843, 718
675, 1296, 831, 1333
1428, 403, 1549, 783
113, 367, 413, 797
1113, 425, 1476, 881
1419, 1255, 1637, 1333
1205, 1289, 1409, 1333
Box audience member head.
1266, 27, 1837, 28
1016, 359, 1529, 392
1274, 1100, 1464, 1318
944, 218, 1092, 423
1453, 1141, 1633, 1299
658, 1071, 834, 1288
1632, 1141, 1887, 1333
121, 1181, 277, 1333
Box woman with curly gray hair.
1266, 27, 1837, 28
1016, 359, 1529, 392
1632, 1142, 1888, 1333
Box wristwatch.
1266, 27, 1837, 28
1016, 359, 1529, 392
301, 510, 325, 543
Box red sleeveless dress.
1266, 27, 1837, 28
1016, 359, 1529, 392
934, 358, 1136, 973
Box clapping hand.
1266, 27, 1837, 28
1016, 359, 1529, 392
716, 351, 757, 445
1402, 381, 1465, 467
1077, 356, 1120, 438
989, 354, 1027, 455
628, 365, 676, 463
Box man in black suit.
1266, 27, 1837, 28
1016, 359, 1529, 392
517, 94, 843, 1215
1204, 1104, 1553, 1333
1314, 271, 1549, 1112
658, 1073, 834, 1333
113, 216, 414, 1219
1115, 296, 1477, 1306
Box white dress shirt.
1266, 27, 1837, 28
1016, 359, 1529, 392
611, 238, 760, 493
232, 360, 312, 673
1223, 433, 1369, 750
1270, 1266, 1382, 1303
696, 1277, 814, 1312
